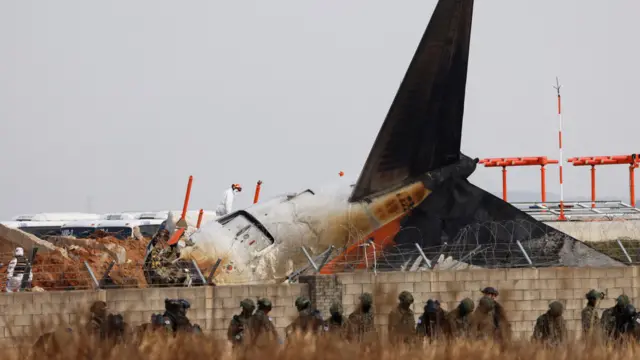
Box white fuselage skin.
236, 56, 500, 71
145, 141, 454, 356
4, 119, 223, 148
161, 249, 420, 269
180, 180, 430, 284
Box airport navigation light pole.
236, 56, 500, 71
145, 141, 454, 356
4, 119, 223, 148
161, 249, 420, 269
554, 77, 566, 220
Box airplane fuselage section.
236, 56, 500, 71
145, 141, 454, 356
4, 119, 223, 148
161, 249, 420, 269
180, 181, 431, 284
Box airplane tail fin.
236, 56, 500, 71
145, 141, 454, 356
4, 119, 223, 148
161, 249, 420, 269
350, 0, 474, 202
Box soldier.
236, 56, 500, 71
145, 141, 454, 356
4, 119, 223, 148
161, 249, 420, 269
161, 298, 197, 334
388, 291, 416, 346
416, 299, 447, 342
323, 301, 349, 337
86, 301, 108, 339
227, 298, 255, 347
613, 303, 640, 344
444, 298, 475, 340
582, 289, 604, 339
347, 292, 376, 343
247, 298, 281, 346
470, 296, 499, 341
601, 294, 630, 340
480, 287, 511, 343
286, 296, 323, 337
532, 301, 568, 347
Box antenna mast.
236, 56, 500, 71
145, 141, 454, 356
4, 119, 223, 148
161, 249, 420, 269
553, 77, 566, 220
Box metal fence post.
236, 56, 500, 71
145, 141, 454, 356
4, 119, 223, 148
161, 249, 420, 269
616, 239, 633, 264
84, 261, 100, 289
415, 243, 433, 269
516, 240, 534, 267
301, 246, 319, 271
207, 258, 222, 284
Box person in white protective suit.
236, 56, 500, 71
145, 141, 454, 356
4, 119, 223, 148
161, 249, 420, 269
6, 247, 32, 292
215, 183, 242, 216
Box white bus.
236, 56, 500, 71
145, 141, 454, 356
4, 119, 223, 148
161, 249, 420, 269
15, 221, 66, 237
100, 212, 143, 221
95, 219, 164, 240
60, 219, 101, 238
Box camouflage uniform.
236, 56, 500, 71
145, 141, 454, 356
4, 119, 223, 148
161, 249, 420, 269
348, 293, 376, 343
247, 298, 280, 346
388, 291, 416, 345
470, 296, 498, 341
582, 289, 604, 339
323, 302, 349, 337
601, 295, 630, 341
532, 301, 568, 346
86, 301, 108, 339
228, 298, 255, 347
444, 298, 474, 340
286, 296, 322, 337
416, 299, 447, 342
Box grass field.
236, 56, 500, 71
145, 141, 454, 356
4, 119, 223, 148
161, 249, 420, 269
9, 325, 640, 360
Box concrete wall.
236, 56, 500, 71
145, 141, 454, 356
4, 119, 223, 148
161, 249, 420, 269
0, 284, 307, 346
546, 219, 640, 242
2, 266, 640, 344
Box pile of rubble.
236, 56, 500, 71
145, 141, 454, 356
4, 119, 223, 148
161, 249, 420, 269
0, 224, 147, 291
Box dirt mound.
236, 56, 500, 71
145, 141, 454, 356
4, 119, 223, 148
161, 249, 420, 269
1, 236, 149, 291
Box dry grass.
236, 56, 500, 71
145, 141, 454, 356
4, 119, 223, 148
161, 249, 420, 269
8, 331, 640, 360
4, 313, 640, 360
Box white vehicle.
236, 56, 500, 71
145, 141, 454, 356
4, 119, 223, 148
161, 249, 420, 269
11, 212, 100, 222
60, 219, 101, 238
100, 212, 143, 221
95, 219, 164, 240
31, 213, 101, 222
15, 221, 66, 237
11, 214, 35, 222
136, 211, 170, 220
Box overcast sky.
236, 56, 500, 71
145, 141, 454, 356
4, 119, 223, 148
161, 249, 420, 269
1, 0, 639, 219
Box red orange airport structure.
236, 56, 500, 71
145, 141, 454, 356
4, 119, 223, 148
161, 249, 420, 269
568, 154, 640, 208
253, 180, 263, 204
479, 157, 558, 204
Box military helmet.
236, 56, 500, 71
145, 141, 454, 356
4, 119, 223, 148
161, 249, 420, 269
617, 294, 630, 307
548, 301, 564, 317
459, 298, 475, 314
425, 299, 437, 313
295, 296, 311, 311
179, 299, 191, 309
359, 292, 373, 306
330, 302, 343, 315
398, 291, 414, 305
90, 301, 108, 315
478, 296, 495, 312
240, 298, 255, 311
585, 289, 604, 301
481, 287, 499, 296
165, 298, 189, 312
257, 298, 272, 310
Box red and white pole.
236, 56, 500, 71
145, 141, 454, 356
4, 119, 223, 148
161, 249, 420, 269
554, 78, 566, 220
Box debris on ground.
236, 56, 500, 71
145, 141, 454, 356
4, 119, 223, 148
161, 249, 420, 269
0, 227, 149, 291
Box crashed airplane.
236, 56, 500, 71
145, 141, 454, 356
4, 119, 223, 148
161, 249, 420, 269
178, 0, 623, 284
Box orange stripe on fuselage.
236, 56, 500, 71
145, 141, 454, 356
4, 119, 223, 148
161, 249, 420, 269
320, 217, 403, 274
